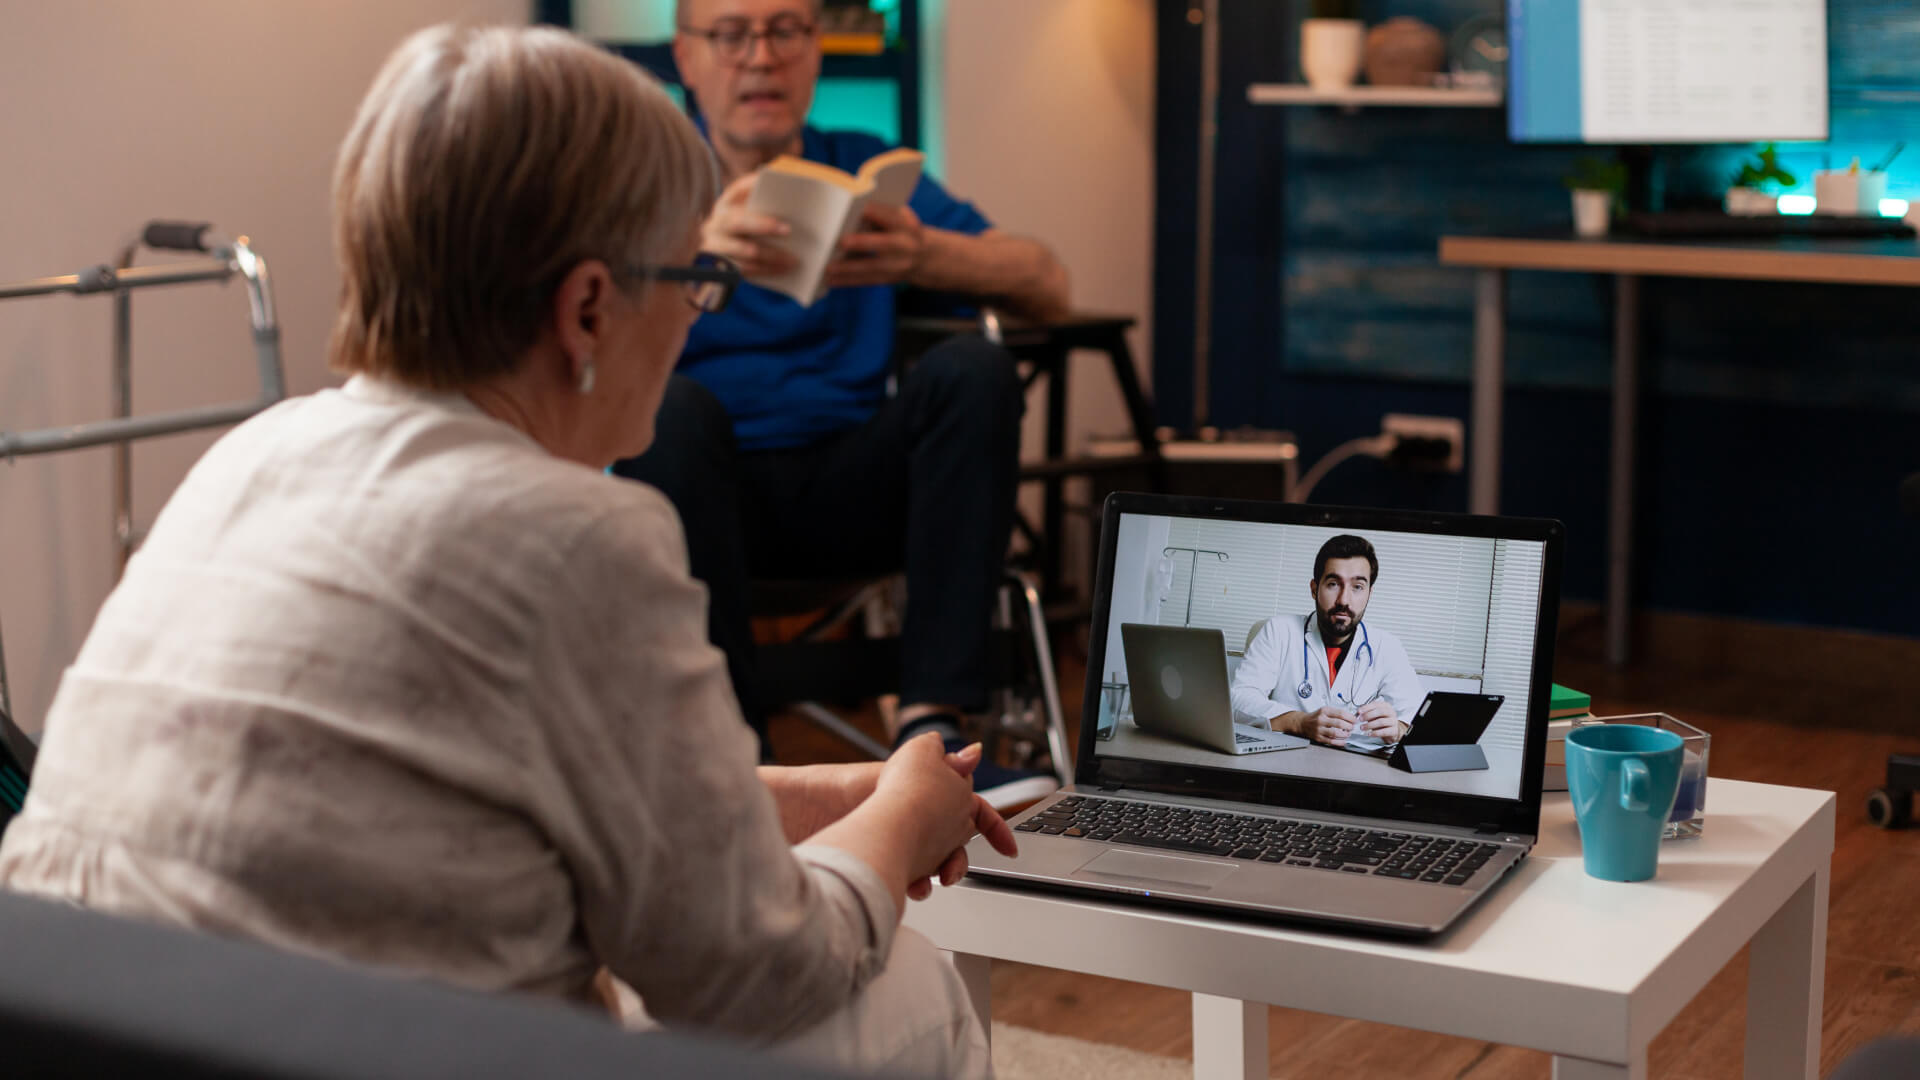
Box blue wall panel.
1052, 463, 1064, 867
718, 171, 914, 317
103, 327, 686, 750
1173, 0, 1920, 636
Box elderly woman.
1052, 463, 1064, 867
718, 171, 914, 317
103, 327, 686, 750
0, 24, 1010, 1077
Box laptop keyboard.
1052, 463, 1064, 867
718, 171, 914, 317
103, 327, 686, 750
1014, 795, 1502, 887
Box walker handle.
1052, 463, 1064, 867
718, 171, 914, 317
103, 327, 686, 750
142, 221, 214, 253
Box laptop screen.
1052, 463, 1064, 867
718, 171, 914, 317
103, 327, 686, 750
1088, 505, 1553, 808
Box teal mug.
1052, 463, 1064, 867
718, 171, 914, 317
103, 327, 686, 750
1565, 724, 1684, 881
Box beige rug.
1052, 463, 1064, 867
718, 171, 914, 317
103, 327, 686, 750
991, 1022, 1189, 1080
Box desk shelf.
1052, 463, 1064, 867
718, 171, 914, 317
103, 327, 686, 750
1246, 83, 1503, 108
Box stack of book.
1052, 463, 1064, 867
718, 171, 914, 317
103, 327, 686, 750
1542, 683, 1593, 792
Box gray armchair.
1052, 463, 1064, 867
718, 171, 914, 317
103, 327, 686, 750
0, 888, 867, 1079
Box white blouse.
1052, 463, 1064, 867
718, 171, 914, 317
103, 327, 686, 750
0, 376, 894, 1043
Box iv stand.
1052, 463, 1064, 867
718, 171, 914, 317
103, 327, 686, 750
1163, 546, 1228, 627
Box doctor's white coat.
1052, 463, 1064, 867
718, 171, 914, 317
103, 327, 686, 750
1229, 615, 1425, 753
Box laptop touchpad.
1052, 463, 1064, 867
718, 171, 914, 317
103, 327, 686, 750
1072, 850, 1237, 891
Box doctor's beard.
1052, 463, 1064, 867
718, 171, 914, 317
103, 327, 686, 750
1318, 606, 1358, 644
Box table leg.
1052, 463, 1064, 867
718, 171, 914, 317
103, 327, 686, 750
1470, 268, 1506, 516
1606, 274, 1641, 666
1191, 993, 1265, 1080
1552, 1052, 1647, 1080
950, 951, 993, 1042
1745, 869, 1828, 1080
1043, 346, 1069, 600
1102, 327, 1159, 452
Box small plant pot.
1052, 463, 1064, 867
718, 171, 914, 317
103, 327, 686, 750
1571, 189, 1612, 237
1301, 18, 1366, 92
1724, 186, 1777, 216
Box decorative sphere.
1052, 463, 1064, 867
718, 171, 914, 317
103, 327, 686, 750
1364, 17, 1447, 87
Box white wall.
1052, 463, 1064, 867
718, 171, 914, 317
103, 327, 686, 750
933, 0, 1157, 591
0, 0, 526, 733
0, 0, 1155, 731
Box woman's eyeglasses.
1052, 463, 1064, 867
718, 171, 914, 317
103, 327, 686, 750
678, 15, 817, 65
632, 253, 741, 313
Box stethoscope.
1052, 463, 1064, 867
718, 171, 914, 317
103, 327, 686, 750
1295, 614, 1375, 700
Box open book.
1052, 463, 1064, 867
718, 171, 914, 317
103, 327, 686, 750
745, 147, 924, 306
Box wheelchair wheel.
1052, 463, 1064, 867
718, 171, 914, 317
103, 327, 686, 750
1866, 787, 1911, 829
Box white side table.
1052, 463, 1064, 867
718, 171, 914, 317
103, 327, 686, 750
907, 778, 1834, 1080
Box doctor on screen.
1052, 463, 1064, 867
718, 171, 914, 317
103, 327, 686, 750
1230, 534, 1425, 752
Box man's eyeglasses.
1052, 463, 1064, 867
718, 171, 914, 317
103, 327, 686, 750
678, 14, 818, 64
630, 253, 741, 313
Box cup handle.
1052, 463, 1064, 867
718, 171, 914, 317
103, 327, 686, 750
1619, 758, 1651, 813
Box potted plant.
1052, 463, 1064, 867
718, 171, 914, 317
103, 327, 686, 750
1301, 0, 1365, 92
1726, 143, 1795, 216
1564, 156, 1626, 237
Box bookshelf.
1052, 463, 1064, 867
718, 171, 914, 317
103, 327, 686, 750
537, 1, 924, 149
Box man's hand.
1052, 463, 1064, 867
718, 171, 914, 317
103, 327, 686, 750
1356, 700, 1406, 744
1299, 705, 1359, 747
822, 202, 925, 289
700, 172, 798, 279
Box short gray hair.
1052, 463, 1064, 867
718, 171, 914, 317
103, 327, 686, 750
329, 24, 715, 389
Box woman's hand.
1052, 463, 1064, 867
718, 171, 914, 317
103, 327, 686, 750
903, 742, 1012, 901
800, 733, 1018, 915
873, 734, 1018, 903
759, 761, 885, 845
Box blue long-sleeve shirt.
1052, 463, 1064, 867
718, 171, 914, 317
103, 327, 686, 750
679, 127, 993, 450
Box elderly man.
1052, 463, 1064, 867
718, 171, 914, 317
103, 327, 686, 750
614, 0, 1071, 808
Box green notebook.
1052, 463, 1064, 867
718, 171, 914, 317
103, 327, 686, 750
1548, 683, 1591, 717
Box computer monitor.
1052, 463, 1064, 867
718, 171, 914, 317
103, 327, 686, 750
1508, 0, 1829, 144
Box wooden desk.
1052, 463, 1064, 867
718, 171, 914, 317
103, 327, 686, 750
911, 778, 1835, 1080
1437, 233, 1920, 663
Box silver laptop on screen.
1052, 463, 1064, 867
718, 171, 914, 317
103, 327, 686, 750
1120, 624, 1307, 755
963, 493, 1564, 939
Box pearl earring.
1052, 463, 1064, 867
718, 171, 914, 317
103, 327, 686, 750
577, 356, 596, 395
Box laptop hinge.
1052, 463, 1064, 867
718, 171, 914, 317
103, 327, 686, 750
1473, 822, 1504, 835
1099, 781, 1124, 792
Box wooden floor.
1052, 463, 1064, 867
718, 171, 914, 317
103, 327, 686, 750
767, 615, 1920, 1078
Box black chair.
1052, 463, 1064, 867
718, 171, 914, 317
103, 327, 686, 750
750, 308, 1072, 784
1865, 473, 1920, 828
751, 546, 1071, 785
0, 888, 867, 1079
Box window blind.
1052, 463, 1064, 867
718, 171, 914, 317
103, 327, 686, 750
1155, 519, 1287, 649
1479, 539, 1547, 752
1155, 519, 1495, 680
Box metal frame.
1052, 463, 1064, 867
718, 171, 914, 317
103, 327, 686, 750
788, 569, 1072, 789
0, 221, 284, 737
1191, 0, 1220, 431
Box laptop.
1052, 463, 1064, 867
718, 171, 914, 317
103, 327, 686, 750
963, 492, 1564, 939
1120, 624, 1308, 755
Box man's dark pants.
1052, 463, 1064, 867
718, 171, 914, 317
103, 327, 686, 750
611, 335, 1025, 753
